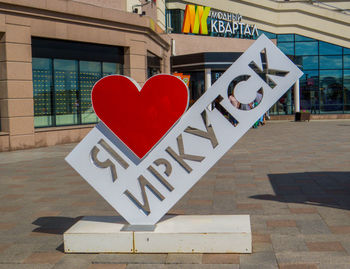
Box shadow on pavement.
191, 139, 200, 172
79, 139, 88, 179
32, 216, 83, 235
250, 172, 350, 210
56, 243, 64, 253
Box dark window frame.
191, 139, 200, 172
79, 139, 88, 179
32, 38, 124, 128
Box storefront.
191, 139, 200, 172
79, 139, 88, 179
171, 52, 242, 104
166, 0, 350, 117
32, 38, 124, 128
0, 0, 170, 151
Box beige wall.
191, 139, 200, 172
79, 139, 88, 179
0, 0, 171, 151
127, 0, 141, 13
166, 0, 350, 48
142, 0, 158, 27
35, 125, 94, 147
157, 0, 166, 31
125, 0, 164, 32
73, 0, 127, 11
170, 34, 259, 55
281, 1, 350, 11
0, 15, 35, 150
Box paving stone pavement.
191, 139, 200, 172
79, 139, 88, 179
0, 120, 349, 269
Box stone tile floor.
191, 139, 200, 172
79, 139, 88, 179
0, 120, 349, 268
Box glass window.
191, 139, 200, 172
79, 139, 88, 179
299, 70, 319, 113
320, 56, 342, 69
32, 39, 124, 127
300, 70, 319, 90
295, 35, 315, 42
269, 89, 293, 115
295, 42, 318, 56
277, 34, 294, 42
33, 59, 122, 128
344, 70, 350, 112
301, 56, 318, 70
80, 61, 101, 124
319, 41, 342, 55
300, 70, 318, 87
147, 52, 161, 78
169, 9, 184, 34
187, 71, 204, 104
212, 71, 224, 84
33, 58, 53, 127
344, 48, 350, 54
259, 30, 276, 39
344, 55, 350, 69
103, 62, 118, 77
54, 59, 79, 126
319, 70, 343, 113
302, 89, 320, 113
277, 42, 294, 55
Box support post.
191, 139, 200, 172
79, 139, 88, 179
294, 79, 300, 113
205, 68, 212, 113
205, 68, 211, 91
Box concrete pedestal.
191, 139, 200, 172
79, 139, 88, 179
64, 215, 251, 253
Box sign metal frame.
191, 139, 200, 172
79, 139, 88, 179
66, 35, 303, 225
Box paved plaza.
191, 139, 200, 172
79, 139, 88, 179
0, 120, 350, 269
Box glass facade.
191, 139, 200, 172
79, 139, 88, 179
33, 59, 122, 127
273, 33, 350, 114
167, 8, 350, 115
32, 38, 124, 127
54, 59, 79, 126
33, 58, 53, 127
190, 71, 205, 104
167, 9, 184, 34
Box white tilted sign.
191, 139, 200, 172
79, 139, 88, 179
66, 35, 303, 225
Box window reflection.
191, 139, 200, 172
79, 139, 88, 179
295, 35, 315, 42
301, 56, 318, 70
319, 41, 342, 55
80, 61, 101, 124
33, 58, 53, 127
295, 42, 318, 56
167, 9, 184, 34
277, 34, 294, 42
276, 34, 349, 114
319, 70, 343, 113
147, 52, 161, 78
344, 55, 350, 69
190, 72, 205, 105
319, 56, 342, 69
103, 62, 117, 77
33, 58, 123, 127
269, 89, 294, 115
300, 70, 319, 112
278, 43, 294, 55
54, 59, 79, 126
258, 30, 276, 39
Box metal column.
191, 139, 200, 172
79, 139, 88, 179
205, 68, 212, 112
294, 79, 300, 113
205, 68, 211, 91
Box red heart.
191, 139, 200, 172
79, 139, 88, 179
92, 75, 189, 159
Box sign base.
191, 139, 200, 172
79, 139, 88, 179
64, 215, 252, 253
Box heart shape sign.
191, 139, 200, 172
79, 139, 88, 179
92, 75, 189, 159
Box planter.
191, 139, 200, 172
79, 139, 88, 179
295, 112, 311, 122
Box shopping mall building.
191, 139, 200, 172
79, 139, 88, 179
0, 0, 349, 151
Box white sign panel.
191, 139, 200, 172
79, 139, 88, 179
66, 35, 303, 225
